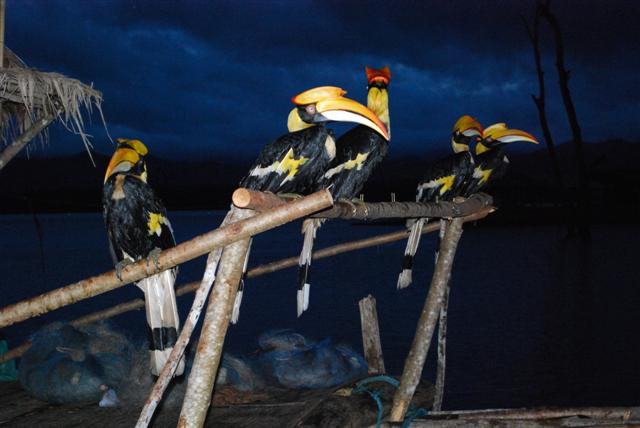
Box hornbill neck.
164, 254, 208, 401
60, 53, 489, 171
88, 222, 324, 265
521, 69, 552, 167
367, 84, 390, 135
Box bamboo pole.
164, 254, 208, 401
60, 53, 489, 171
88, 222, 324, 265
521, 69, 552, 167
135, 208, 245, 428
0, 190, 333, 329
389, 217, 465, 422
434, 220, 450, 412
359, 295, 385, 374
0, 113, 56, 171
0, 205, 495, 364
178, 208, 254, 427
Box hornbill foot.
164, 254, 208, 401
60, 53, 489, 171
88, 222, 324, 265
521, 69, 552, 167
115, 259, 133, 281
337, 198, 367, 216
147, 247, 162, 271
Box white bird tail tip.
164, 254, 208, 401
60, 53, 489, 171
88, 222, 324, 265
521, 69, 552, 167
149, 348, 185, 377
397, 269, 413, 289
231, 289, 243, 324
297, 283, 310, 317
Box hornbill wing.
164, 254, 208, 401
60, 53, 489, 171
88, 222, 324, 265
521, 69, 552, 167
462, 148, 508, 196
320, 125, 388, 199
240, 126, 333, 194
416, 151, 474, 202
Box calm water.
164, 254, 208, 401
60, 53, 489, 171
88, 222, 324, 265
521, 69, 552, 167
1, 211, 639, 410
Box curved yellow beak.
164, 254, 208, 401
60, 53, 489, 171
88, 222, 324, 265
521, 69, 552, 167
453, 115, 483, 137
483, 123, 539, 144
315, 96, 390, 141
104, 148, 140, 183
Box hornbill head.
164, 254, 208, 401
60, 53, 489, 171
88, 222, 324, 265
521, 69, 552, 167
365, 66, 391, 134
286, 86, 390, 141
104, 138, 149, 183
477, 123, 539, 154
451, 115, 483, 153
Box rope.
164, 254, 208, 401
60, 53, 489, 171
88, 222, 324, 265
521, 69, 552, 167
352, 375, 428, 428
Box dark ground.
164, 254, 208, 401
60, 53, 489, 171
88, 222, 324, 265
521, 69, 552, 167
0, 378, 433, 427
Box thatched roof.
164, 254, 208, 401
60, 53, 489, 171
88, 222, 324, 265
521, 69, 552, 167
0, 47, 105, 155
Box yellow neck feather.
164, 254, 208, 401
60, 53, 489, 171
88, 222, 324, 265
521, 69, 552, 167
367, 87, 390, 134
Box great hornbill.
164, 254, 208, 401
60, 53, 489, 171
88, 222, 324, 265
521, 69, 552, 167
396, 115, 481, 289
296, 67, 392, 317
102, 138, 185, 376
396, 118, 539, 289
231, 86, 390, 323
462, 122, 538, 196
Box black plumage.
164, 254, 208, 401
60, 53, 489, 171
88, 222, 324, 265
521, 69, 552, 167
103, 174, 175, 263
462, 147, 509, 196
102, 139, 184, 376
396, 150, 474, 290
320, 125, 388, 200
416, 151, 474, 203
240, 126, 335, 195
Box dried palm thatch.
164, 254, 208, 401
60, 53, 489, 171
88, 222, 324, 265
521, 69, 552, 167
0, 47, 105, 170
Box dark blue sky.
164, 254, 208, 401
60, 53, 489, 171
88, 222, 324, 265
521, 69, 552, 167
7, 0, 640, 160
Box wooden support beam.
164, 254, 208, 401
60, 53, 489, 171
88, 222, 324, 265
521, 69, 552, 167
0, 205, 494, 364
0, 206, 493, 364
359, 295, 385, 374
232, 188, 287, 210
0, 190, 333, 329
312, 193, 492, 220
178, 207, 253, 427
389, 217, 465, 422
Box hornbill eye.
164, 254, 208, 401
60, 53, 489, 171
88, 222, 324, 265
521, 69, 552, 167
305, 104, 317, 115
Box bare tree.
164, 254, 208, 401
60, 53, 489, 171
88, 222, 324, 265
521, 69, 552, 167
539, 0, 591, 239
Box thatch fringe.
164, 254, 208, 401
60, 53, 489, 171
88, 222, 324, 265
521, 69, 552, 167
0, 61, 105, 159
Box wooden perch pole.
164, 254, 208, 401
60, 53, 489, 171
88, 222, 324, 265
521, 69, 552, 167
0, 205, 494, 364
135, 211, 241, 428
178, 207, 254, 427
359, 295, 386, 374
232, 188, 287, 210
312, 193, 492, 220
389, 217, 465, 422
0, 113, 56, 171
0, 189, 333, 329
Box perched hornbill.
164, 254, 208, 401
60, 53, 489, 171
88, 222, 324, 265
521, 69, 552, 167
396, 116, 481, 289
462, 122, 538, 196
296, 66, 392, 317
103, 138, 185, 376
231, 86, 390, 323
396, 119, 539, 289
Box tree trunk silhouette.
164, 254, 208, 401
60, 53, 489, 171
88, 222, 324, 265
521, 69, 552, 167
523, 5, 574, 235
539, 0, 591, 239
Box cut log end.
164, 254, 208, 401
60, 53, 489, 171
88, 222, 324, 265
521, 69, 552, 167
232, 188, 252, 208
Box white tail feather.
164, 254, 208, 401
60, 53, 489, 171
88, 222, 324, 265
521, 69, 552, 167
297, 219, 323, 317
397, 218, 427, 289
137, 268, 184, 376
230, 238, 252, 325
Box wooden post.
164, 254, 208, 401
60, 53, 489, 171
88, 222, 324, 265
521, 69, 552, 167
433, 283, 450, 411
135, 208, 242, 428
178, 208, 253, 427
359, 295, 385, 374
0, 190, 333, 329
389, 217, 464, 422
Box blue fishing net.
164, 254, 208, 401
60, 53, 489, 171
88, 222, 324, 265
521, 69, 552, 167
19, 322, 133, 404
217, 329, 367, 391
0, 339, 18, 381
